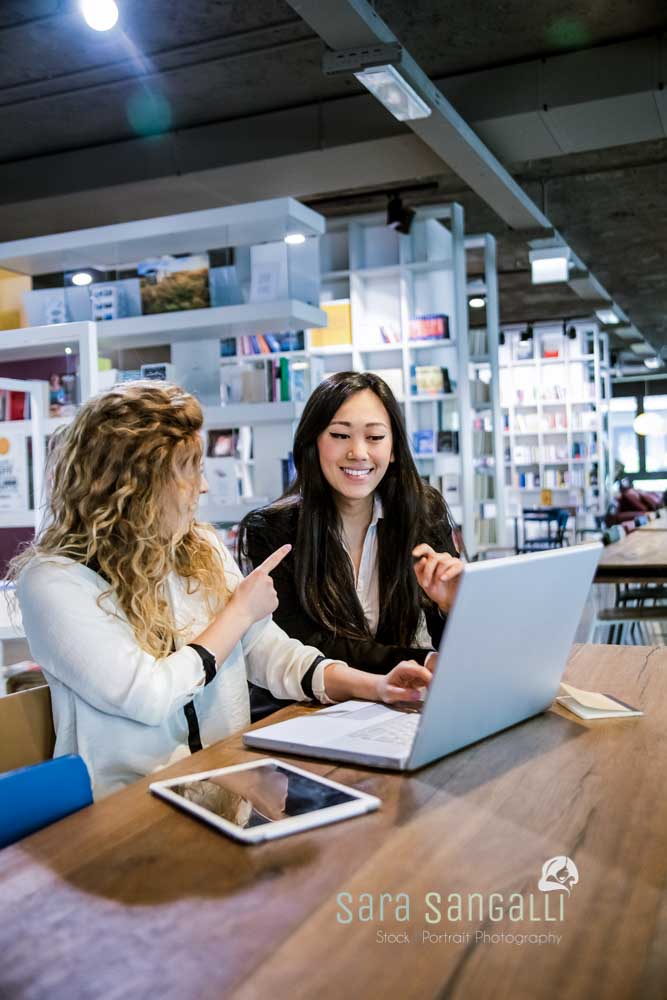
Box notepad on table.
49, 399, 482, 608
556, 682, 643, 720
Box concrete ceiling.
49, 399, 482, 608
0, 0, 666, 368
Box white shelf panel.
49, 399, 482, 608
220, 350, 309, 365
410, 393, 457, 403
357, 342, 403, 352
409, 339, 456, 350
1, 416, 74, 434
0, 198, 325, 275
0, 321, 93, 362
97, 301, 326, 350
0, 509, 37, 528
203, 402, 305, 425
309, 344, 354, 356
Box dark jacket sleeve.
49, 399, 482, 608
242, 512, 435, 676
420, 508, 459, 650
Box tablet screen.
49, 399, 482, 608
168, 762, 357, 831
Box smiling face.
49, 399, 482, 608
316, 389, 394, 507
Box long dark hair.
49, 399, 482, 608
239, 371, 453, 645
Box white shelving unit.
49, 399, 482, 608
499, 320, 611, 534
314, 203, 479, 555
0, 200, 327, 531
465, 233, 507, 550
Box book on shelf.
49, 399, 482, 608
474, 474, 495, 501
440, 474, 460, 507
437, 430, 459, 454
0, 427, 29, 511
475, 518, 497, 544
139, 253, 210, 315
281, 453, 296, 492
541, 333, 562, 359
468, 328, 488, 356
410, 365, 452, 396
514, 338, 534, 361
206, 428, 239, 458
409, 314, 449, 341
237, 331, 305, 355
412, 430, 435, 455
309, 300, 352, 348
472, 429, 494, 454
469, 379, 491, 405
220, 356, 322, 404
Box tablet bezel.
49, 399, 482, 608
149, 757, 380, 843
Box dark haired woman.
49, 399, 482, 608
238, 372, 463, 711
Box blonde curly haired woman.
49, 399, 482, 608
10, 382, 430, 799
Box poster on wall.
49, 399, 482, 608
0, 429, 29, 511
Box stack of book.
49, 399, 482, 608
238, 332, 305, 355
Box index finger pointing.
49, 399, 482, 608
257, 543, 292, 574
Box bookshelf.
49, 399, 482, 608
499, 320, 611, 534
315, 203, 482, 556
0, 200, 327, 532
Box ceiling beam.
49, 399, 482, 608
287, 0, 551, 231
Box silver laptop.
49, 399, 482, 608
244, 543, 602, 770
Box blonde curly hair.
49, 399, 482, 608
8, 381, 229, 657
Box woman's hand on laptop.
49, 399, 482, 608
376, 661, 432, 704
412, 544, 463, 613
322, 660, 431, 705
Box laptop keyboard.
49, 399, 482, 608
351, 712, 420, 746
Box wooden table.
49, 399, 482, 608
595, 525, 667, 584
1, 644, 665, 1000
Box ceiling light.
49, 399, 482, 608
633, 412, 666, 436
354, 64, 431, 122
284, 233, 306, 246
64, 347, 73, 355
644, 357, 661, 369
71, 271, 93, 286
595, 308, 620, 325
469, 297, 486, 309
386, 193, 414, 235
529, 247, 570, 284
80, 0, 119, 32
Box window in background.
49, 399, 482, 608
610, 397, 639, 474
643, 395, 667, 473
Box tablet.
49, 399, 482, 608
149, 758, 380, 843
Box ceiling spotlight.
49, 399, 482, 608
64, 347, 73, 355
529, 246, 570, 284
284, 233, 306, 246
644, 356, 661, 369
468, 297, 486, 309
386, 193, 414, 235
81, 0, 119, 32
355, 64, 431, 121
71, 271, 93, 286
567, 326, 577, 340
633, 411, 666, 436
499, 332, 505, 346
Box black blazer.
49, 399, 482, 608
240, 501, 458, 677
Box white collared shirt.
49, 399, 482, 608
341, 495, 431, 646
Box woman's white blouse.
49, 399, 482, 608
16, 533, 330, 799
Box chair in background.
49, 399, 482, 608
0, 755, 93, 849
516, 508, 570, 553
